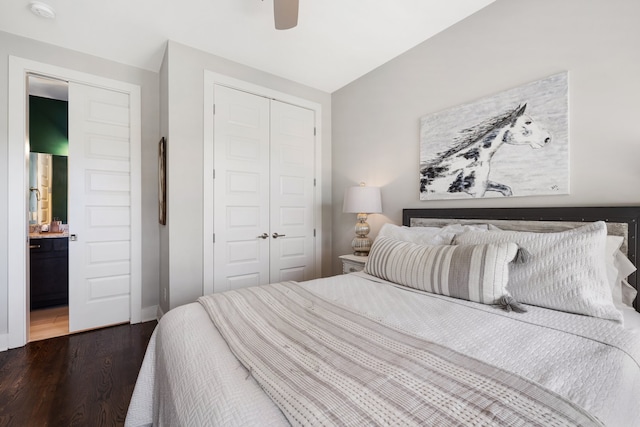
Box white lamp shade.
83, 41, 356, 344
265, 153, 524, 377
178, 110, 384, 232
343, 185, 382, 214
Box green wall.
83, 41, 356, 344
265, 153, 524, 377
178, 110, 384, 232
29, 96, 68, 155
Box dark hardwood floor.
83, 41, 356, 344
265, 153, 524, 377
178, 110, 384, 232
0, 321, 156, 427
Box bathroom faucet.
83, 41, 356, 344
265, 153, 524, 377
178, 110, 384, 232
30, 187, 41, 201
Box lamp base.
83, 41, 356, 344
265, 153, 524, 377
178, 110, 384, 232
351, 213, 373, 255
351, 235, 372, 256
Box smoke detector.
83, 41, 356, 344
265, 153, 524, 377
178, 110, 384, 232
30, 2, 56, 19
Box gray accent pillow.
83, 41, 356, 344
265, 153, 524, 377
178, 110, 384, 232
364, 236, 518, 305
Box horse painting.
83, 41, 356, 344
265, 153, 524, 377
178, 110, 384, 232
420, 104, 551, 198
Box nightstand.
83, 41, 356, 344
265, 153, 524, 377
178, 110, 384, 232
339, 254, 368, 274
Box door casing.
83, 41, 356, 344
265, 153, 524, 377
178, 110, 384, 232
7, 56, 142, 349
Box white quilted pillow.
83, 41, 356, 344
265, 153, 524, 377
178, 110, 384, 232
455, 221, 622, 322
364, 236, 518, 305
377, 223, 491, 246
377, 223, 455, 246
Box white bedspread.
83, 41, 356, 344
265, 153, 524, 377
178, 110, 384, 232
126, 273, 640, 427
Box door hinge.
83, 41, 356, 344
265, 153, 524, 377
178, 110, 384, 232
313, 178, 316, 187
213, 233, 215, 243
213, 169, 215, 179
313, 229, 316, 237
213, 104, 216, 115
313, 127, 316, 136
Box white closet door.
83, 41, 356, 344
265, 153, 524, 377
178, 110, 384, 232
213, 85, 271, 292
269, 101, 316, 282
68, 83, 132, 332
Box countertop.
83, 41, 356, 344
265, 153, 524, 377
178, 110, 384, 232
29, 231, 69, 239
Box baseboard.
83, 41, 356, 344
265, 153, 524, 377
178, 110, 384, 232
0, 333, 8, 352
140, 305, 159, 322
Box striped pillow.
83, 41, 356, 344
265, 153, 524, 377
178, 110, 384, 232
364, 237, 518, 305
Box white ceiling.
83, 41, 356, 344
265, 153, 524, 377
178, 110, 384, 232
0, 0, 495, 93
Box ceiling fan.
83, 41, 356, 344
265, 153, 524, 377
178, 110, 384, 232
273, 0, 299, 30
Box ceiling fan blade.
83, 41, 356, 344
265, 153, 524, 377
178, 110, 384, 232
274, 0, 298, 30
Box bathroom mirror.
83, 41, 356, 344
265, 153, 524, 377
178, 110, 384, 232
29, 153, 68, 225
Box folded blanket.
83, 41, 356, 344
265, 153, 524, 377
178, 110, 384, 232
199, 281, 603, 426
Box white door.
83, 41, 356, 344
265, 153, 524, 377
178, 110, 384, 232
269, 100, 316, 282
213, 85, 271, 292
68, 82, 132, 332
213, 86, 316, 291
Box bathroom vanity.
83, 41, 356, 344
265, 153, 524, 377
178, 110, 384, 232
29, 235, 68, 310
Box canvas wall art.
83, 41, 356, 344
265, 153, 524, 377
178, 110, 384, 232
419, 72, 568, 200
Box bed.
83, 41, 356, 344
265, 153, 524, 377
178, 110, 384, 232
126, 206, 640, 427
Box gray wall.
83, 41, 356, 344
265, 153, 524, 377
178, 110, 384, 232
159, 46, 170, 315
331, 0, 640, 275
0, 31, 161, 338
160, 41, 332, 310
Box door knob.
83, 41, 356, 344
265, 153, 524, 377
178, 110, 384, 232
272, 232, 286, 239
70, 234, 78, 241
257, 233, 269, 239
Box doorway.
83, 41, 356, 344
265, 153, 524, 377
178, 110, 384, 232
27, 75, 70, 341
7, 56, 142, 349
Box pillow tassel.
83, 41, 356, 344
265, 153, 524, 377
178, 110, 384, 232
495, 295, 528, 313
514, 246, 531, 264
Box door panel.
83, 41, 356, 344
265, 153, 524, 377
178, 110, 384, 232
213, 85, 270, 292
269, 100, 316, 283
68, 83, 132, 332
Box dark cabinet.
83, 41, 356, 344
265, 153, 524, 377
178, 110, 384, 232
30, 237, 68, 310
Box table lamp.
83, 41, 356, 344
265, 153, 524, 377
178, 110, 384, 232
343, 182, 382, 256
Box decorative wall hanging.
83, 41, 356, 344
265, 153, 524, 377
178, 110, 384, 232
419, 72, 568, 200
158, 137, 166, 225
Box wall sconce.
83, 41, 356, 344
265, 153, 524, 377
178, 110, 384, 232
343, 182, 382, 256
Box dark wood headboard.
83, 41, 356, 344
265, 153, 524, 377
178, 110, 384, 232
403, 206, 640, 311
